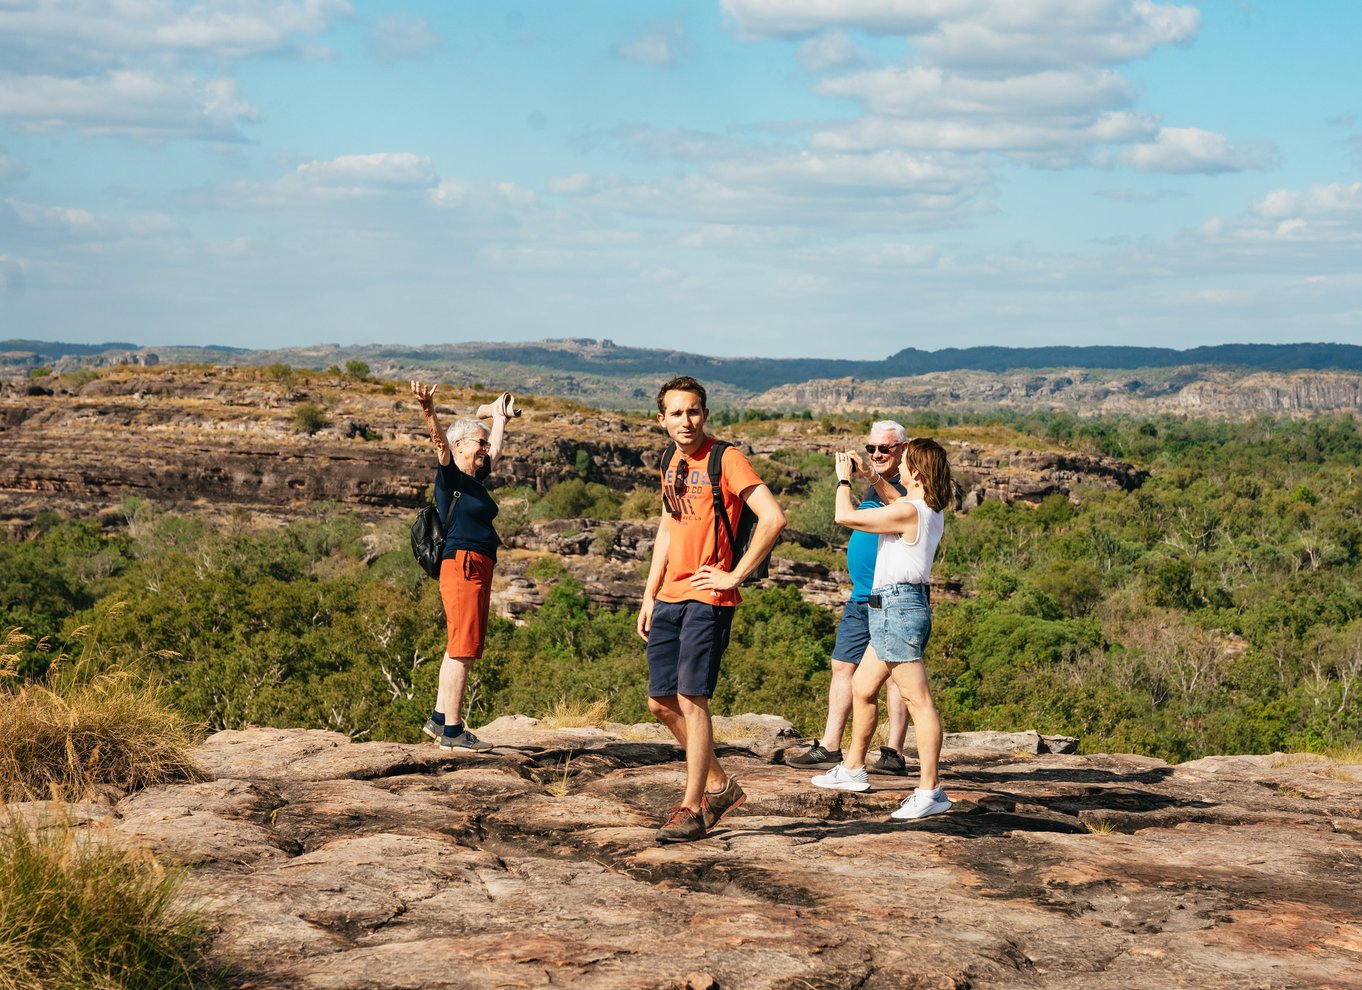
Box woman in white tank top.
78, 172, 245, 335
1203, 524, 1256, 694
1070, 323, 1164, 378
810, 438, 955, 821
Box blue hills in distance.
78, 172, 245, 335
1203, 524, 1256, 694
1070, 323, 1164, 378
5, 338, 1361, 394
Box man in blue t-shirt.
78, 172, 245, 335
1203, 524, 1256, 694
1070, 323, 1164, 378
787, 422, 912, 775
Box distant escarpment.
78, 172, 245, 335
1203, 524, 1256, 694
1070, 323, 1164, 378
754, 368, 1362, 417
0, 367, 1146, 528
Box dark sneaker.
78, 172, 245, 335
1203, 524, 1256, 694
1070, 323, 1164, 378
438, 728, 493, 752
656, 805, 707, 844
869, 746, 908, 776
785, 743, 843, 769
422, 718, 442, 741
700, 778, 747, 830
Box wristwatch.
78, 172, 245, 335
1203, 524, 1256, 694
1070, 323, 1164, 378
838, 479, 852, 487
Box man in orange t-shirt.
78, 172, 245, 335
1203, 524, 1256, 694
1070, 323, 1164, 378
637, 375, 787, 843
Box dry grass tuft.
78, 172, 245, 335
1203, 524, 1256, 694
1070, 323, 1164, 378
545, 753, 574, 798
1083, 818, 1117, 835
0, 614, 207, 804
541, 698, 610, 730
0, 814, 219, 989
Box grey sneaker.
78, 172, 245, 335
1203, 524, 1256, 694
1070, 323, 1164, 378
438, 728, 493, 752
422, 718, 442, 741
869, 746, 908, 776
656, 806, 706, 844
700, 778, 747, 830
786, 743, 843, 769
890, 787, 952, 820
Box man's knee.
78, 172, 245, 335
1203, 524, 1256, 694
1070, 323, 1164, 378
647, 694, 675, 719
676, 693, 711, 716
830, 660, 856, 684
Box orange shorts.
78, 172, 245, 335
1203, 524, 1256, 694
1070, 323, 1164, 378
438, 550, 494, 659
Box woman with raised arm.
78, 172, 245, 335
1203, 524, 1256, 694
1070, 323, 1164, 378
811, 437, 956, 820
410, 381, 514, 751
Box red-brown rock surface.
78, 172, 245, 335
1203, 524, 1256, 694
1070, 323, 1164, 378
17, 724, 1362, 989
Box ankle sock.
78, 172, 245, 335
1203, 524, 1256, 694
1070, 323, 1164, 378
430, 711, 446, 726
442, 722, 464, 737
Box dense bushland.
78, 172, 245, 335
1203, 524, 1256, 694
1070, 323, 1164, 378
3, 413, 1360, 761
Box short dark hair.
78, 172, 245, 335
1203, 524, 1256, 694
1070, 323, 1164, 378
656, 375, 707, 414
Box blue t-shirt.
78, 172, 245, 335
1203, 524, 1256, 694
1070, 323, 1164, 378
846, 478, 907, 601
435, 459, 499, 562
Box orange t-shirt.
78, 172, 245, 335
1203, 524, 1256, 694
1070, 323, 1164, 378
657, 438, 764, 607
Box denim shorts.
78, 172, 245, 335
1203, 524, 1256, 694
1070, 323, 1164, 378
831, 599, 872, 664
867, 583, 931, 663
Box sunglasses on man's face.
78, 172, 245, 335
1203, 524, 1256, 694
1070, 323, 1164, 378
865, 444, 900, 455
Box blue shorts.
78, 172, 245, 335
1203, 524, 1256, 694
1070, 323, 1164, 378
868, 583, 932, 664
831, 599, 872, 664
646, 599, 735, 698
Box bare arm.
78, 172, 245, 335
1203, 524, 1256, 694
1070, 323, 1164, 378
690, 482, 787, 593
411, 381, 451, 467
834, 449, 917, 535
637, 513, 672, 641
484, 392, 514, 465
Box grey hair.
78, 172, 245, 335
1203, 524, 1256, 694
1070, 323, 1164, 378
446, 417, 488, 446
869, 420, 907, 442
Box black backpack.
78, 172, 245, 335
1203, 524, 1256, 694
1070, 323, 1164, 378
661, 438, 770, 584
411, 488, 459, 579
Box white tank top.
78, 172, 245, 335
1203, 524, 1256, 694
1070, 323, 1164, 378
871, 499, 944, 588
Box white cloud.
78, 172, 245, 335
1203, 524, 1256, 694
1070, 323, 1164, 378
295, 153, 438, 191
0, 70, 259, 140
1121, 127, 1275, 174
0, 0, 348, 141
723, 0, 982, 39
799, 30, 874, 71
820, 66, 1134, 118
369, 14, 438, 60
815, 111, 1155, 154
613, 20, 688, 65
430, 179, 538, 209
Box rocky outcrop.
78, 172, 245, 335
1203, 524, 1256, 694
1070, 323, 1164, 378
755, 368, 1362, 418
15, 725, 1362, 989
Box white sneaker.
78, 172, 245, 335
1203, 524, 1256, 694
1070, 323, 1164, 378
811, 762, 870, 792
890, 787, 952, 820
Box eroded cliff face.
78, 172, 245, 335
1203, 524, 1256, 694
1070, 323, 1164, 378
13, 725, 1362, 989
0, 367, 1146, 526
755, 368, 1362, 417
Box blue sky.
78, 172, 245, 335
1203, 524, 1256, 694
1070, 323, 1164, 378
1, 0, 1359, 360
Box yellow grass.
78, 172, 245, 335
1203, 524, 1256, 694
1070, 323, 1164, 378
1083, 818, 1117, 835
0, 618, 206, 803
540, 698, 610, 730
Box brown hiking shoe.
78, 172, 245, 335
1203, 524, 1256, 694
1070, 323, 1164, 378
701, 778, 747, 830
656, 805, 706, 844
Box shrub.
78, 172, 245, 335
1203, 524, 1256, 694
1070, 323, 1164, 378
27, 366, 51, 379
292, 402, 327, 435
344, 360, 370, 381
0, 622, 205, 803
0, 816, 218, 990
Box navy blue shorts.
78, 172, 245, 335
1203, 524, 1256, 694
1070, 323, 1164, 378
646, 599, 735, 698
831, 599, 872, 664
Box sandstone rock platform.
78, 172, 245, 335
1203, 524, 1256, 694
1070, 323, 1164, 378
21, 723, 1362, 990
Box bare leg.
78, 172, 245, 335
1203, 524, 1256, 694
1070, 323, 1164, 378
844, 650, 891, 771
436, 654, 475, 725
648, 694, 726, 810
886, 679, 909, 754
820, 659, 856, 750
888, 662, 943, 791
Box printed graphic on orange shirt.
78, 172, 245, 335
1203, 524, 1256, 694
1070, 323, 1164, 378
663, 463, 713, 526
